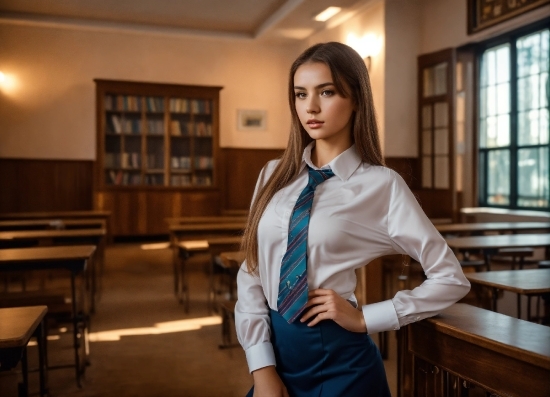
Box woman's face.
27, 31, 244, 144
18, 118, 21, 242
293, 62, 354, 146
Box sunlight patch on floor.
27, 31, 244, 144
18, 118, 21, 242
87, 316, 222, 342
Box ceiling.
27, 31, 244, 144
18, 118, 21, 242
0, 0, 377, 41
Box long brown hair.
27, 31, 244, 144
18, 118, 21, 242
242, 42, 385, 273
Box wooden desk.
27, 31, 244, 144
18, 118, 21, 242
436, 221, 550, 235
466, 269, 550, 318
0, 210, 112, 243
0, 245, 96, 387
169, 221, 246, 296
0, 211, 111, 220
405, 303, 550, 397
165, 216, 247, 226
0, 305, 48, 397
0, 218, 106, 231
445, 233, 550, 270
0, 228, 106, 313
176, 236, 242, 312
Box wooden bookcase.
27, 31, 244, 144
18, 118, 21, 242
94, 80, 223, 236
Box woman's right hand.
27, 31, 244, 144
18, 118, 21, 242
252, 366, 289, 397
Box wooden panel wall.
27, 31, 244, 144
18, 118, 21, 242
0, 158, 93, 213
220, 148, 284, 211
0, 153, 455, 234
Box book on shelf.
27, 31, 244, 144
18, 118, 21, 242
170, 120, 193, 136
193, 175, 212, 186
195, 121, 212, 137
109, 115, 142, 134
171, 156, 191, 170
121, 152, 141, 168
194, 156, 213, 169
170, 98, 190, 113
146, 96, 164, 113
147, 119, 164, 135
105, 95, 142, 112
191, 99, 211, 115
170, 175, 192, 187
146, 154, 164, 169
105, 152, 121, 168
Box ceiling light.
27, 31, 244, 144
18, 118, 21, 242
314, 7, 342, 22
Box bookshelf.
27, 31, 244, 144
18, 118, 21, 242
96, 80, 221, 189
94, 80, 223, 235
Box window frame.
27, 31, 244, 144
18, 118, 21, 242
476, 17, 550, 211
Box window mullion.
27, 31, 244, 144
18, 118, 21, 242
510, 37, 518, 209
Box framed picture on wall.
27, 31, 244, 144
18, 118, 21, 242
467, 0, 550, 34
237, 109, 267, 131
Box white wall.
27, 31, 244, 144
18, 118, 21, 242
0, 24, 299, 160
384, 0, 421, 157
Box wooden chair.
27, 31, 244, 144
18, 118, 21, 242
218, 299, 239, 349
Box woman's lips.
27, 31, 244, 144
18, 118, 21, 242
307, 119, 324, 129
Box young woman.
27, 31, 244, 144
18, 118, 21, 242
235, 42, 470, 397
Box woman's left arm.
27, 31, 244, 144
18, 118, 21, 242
366, 171, 470, 333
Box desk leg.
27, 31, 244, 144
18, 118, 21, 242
71, 272, 82, 388
484, 253, 491, 271
20, 346, 29, 397
492, 287, 498, 312
35, 319, 49, 397
517, 294, 522, 319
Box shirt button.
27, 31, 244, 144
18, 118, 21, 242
415, 317, 420, 321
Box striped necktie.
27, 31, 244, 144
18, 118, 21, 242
277, 166, 335, 323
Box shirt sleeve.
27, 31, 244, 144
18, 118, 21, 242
362, 170, 471, 334
234, 161, 277, 373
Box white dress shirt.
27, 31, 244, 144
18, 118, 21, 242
235, 142, 470, 373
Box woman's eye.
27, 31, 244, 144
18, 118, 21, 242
295, 92, 306, 99
321, 90, 334, 97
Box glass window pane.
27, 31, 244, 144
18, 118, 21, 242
518, 147, 549, 208
541, 108, 549, 144
487, 50, 496, 86
480, 118, 487, 148
517, 32, 540, 77
434, 128, 449, 155
486, 116, 497, 147
496, 83, 510, 114
434, 63, 447, 95
497, 114, 510, 147
480, 87, 487, 118
487, 85, 497, 116
423, 68, 433, 97
434, 156, 449, 189
434, 102, 448, 127
422, 156, 432, 188
496, 46, 510, 83
487, 150, 510, 205
542, 30, 549, 73
518, 77, 529, 112
541, 72, 548, 108
422, 129, 432, 155
422, 105, 432, 129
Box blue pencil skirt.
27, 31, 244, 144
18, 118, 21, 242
246, 309, 391, 397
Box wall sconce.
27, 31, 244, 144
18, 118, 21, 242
0, 70, 18, 95
346, 33, 382, 71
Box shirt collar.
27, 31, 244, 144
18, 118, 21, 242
302, 142, 362, 181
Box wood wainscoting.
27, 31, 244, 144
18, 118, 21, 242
1, 153, 457, 236
0, 158, 93, 213
220, 148, 284, 212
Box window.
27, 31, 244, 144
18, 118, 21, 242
478, 24, 549, 210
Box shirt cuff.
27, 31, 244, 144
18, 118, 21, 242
362, 299, 400, 334
245, 342, 276, 373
